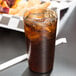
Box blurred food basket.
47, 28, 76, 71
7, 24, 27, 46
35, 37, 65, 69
0, 1, 74, 33
0, 14, 24, 32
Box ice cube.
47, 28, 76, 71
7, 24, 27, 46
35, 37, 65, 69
44, 18, 51, 26
24, 18, 34, 26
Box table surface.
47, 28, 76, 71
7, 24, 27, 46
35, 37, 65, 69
0, 7, 76, 76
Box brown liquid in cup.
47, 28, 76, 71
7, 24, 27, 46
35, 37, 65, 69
24, 9, 57, 73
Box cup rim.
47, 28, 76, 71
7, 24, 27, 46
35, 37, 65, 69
23, 8, 57, 20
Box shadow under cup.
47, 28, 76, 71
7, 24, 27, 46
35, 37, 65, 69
23, 9, 57, 73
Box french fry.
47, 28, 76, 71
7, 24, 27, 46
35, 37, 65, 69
9, 0, 51, 17
28, 2, 50, 13
24, 2, 50, 17
38, 2, 50, 9
9, 7, 20, 15
16, 8, 27, 16
18, 1, 27, 8
29, 0, 41, 4
12, 0, 22, 8
2, 1, 9, 8
0, 0, 2, 4
10, 1, 29, 15
28, 0, 41, 7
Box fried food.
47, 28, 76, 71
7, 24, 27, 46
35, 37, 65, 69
24, 2, 50, 17
9, 1, 28, 15
12, 0, 21, 8
0, 0, 51, 17
28, 0, 41, 7
2, 1, 9, 7
0, 0, 9, 14
0, 0, 2, 4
